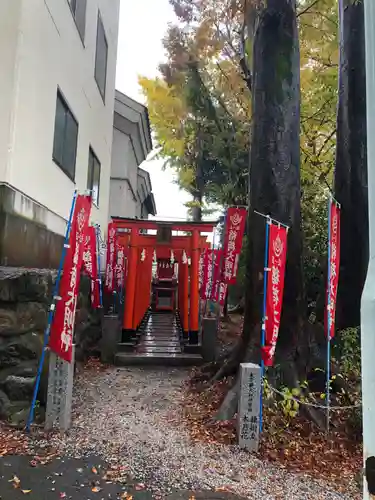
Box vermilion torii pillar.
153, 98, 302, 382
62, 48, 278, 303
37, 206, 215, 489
189, 229, 200, 344
178, 260, 184, 329
113, 217, 217, 344
178, 255, 189, 340
122, 227, 138, 341
183, 258, 189, 339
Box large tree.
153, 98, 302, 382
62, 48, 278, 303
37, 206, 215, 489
334, 0, 367, 330
213, 0, 308, 392
247, 0, 303, 375
142, 0, 344, 379
145, 0, 361, 426
139, 26, 251, 217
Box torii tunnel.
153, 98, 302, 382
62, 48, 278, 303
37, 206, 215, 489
113, 217, 217, 346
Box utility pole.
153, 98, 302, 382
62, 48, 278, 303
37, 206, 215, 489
362, 1, 375, 498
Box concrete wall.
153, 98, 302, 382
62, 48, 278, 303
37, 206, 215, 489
0, 0, 23, 183
109, 129, 139, 218
0, 184, 65, 268
1, 0, 120, 236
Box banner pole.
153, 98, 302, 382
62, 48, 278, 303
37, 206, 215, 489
219, 210, 228, 314
326, 196, 332, 433
215, 211, 227, 333
207, 227, 217, 316
26, 190, 78, 432
260, 216, 271, 433
95, 225, 103, 308
254, 210, 289, 230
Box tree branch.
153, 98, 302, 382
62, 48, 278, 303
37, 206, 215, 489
301, 96, 335, 123
309, 55, 338, 68
239, 57, 252, 92
239, 2, 252, 92
317, 128, 336, 157
215, 62, 250, 114
297, 0, 321, 18
214, 21, 252, 92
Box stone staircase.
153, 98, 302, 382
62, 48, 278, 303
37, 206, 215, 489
114, 311, 204, 367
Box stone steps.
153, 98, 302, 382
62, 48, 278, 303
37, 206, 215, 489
114, 311, 203, 367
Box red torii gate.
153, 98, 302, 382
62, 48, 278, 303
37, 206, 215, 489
112, 217, 217, 344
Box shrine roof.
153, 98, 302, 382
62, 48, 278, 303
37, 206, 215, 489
112, 217, 219, 232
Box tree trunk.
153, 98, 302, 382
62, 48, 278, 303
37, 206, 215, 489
223, 290, 229, 317
247, 0, 307, 378
238, 0, 308, 382
191, 127, 205, 222
334, 0, 368, 331
191, 193, 203, 221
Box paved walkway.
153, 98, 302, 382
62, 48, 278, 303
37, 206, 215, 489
0, 455, 243, 499
0, 367, 357, 499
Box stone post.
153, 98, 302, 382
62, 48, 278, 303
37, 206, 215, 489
201, 317, 218, 363
100, 314, 121, 363
45, 345, 75, 432
237, 362, 261, 452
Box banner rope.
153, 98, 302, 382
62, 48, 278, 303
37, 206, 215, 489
265, 383, 361, 410
253, 210, 290, 230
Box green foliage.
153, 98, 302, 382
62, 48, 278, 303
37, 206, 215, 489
138, 76, 186, 160
299, 0, 338, 186
298, 0, 339, 313
263, 378, 309, 421
279, 387, 303, 419
140, 0, 252, 213
301, 183, 329, 310
333, 327, 361, 379
140, 0, 338, 223
140, 0, 340, 318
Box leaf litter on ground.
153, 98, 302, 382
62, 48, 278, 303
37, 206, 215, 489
183, 316, 362, 497
0, 354, 361, 499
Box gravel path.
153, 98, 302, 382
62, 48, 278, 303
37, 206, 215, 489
35, 367, 358, 499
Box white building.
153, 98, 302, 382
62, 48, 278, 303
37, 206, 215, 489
109, 91, 156, 220
0, 0, 120, 267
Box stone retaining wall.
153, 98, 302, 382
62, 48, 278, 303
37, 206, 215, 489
0, 267, 102, 425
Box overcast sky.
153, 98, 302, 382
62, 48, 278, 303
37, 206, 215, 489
115, 0, 191, 221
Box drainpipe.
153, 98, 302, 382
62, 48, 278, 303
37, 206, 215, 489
361, 1, 375, 497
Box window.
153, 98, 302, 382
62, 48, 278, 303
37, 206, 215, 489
68, 0, 87, 42
87, 147, 101, 206
94, 12, 108, 101
52, 91, 78, 181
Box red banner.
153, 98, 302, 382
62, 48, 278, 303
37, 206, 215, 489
200, 249, 224, 301
49, 194, 92, 363
105, 222, 117, 293
212, 249, 224, 302
199, 250, 205, 292
115, 244, 125, 290
326, 200, 341, 340
217, 281, 228, 306
201, 250, 214, 300
82, 226, 100, 309
262, 223, 288, 367
222, 207, 246, 284
200, 249, 212, 300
